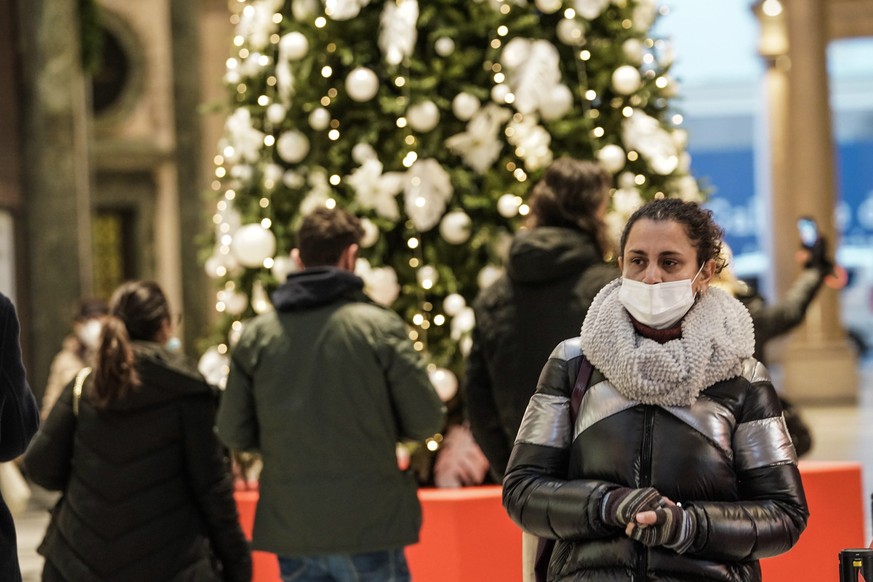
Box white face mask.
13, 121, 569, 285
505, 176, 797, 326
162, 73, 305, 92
618, 263, 705, 329
78, 319, 103, 350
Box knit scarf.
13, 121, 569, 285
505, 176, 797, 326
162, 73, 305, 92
580, 279, 755, 406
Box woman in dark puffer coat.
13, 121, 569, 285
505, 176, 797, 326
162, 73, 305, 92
24, 280, 251, 582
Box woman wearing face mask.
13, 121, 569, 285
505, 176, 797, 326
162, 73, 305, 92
24, 280, 252, 582
503, 199, 808, 581
41, 299, 109, 422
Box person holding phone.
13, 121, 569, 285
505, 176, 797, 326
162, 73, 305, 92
710, 215, 835, 456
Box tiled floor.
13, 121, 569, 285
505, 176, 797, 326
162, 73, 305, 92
11, 357, 873, 581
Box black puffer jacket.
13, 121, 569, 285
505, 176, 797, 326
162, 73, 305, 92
465, 227, 618, 479
503, 338, 809, 582
24, 343, 251, 582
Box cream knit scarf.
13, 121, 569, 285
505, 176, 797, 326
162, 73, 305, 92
580, 279, 755, 406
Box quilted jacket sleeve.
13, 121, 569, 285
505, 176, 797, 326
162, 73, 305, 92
683, 361, 809, 561
502, 338, 617, 541
22, 381, 76, 491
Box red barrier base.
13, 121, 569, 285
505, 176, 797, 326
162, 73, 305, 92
236, 461, 865, 582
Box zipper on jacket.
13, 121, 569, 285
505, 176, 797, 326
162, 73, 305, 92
636, 406, 656, 581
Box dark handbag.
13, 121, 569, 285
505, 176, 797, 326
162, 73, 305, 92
533, 355, 594, 582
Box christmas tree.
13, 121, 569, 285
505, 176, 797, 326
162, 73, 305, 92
201, 0, 701, 409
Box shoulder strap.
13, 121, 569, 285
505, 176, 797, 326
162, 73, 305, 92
72, 367, 92, 417
569, 356, 593, 423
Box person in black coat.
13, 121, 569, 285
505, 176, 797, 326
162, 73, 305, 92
464, 157, 619, 480
24, 281, 251, 582
0, 292, 40, 582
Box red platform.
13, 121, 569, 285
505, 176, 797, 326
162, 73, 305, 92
235, 460, 865, 582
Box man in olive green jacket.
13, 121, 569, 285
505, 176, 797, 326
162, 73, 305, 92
217, 207, 445, 582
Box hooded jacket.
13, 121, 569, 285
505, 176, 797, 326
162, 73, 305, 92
217, 267, 445, 556
465, 227, 618, 479
24, 343, 251, 582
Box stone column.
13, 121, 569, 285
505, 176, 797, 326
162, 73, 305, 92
17, 0, 93, 398
756, 0, 858, 403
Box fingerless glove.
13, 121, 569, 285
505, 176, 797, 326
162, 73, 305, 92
601, 487, 662, 528
629, 504, 698, 554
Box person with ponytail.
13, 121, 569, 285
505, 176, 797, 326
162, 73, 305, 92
24, 280, 252, 582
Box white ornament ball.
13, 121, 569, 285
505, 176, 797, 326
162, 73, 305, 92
439, 211, 472, 245
556, 18, 586, 46
280, 32, 309, 61
407, 100, 440, 133
597, 144, 627, 173
622, 39, 645, 65
490, 84, 510, 104
429, 367, 459, 402
231, 223, 277, 267
352, 143, 378, 165
291, 0, 319, 21
266, 103, 287, 125
612, 65, 642, 95
443, 293, 467, 317
416, 265, 439, 289
271, 255, 298, 282
220, 289, 248, 316
478, 265, 504, 289
540, 84, 574, 121
345, 67, 380, 102
276, 130, 310, 163
452, 92, 481, 121
535, 0, 563, 14
198, 347, 230, 390
204, 255, 224, 279
360, 218, 380, 248
497, 194, 521, 218
434, 37, 455, 57
308, 107, 331, 131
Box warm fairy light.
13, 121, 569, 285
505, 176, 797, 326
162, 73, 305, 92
321, 66, 333, 78
494, 72, 505, 84
627, 151, 639, 161
258, 95, 269, 106
325, 198, 337, 209
225, 189, 236, 200
328, 129, 340, 140
491, 39, 502, 49
264, 135, 275, 146
402, 151, 418, 167
592, 127, 605, 138
580, 50, 591, 61
409, 258, 420, 268
408, 238, 420, 249
564, 8, 576, 18
634, 174, 646, 186
672, 113, 684, 125
329, 174, 341, 185
263, 257, 274, 268
395, 76, 406, 87
259, 198, 270, 208
519, 204, 530, 216
762, 0, 783, 17
315, 16, 326, 28
413, 314, 425, 325
497, 25, 509, 36
622, 106, 634, 117
585, 90, 596, 100
434, 314, 446, 326
215, 167, 226, 178
397, 117, 408, 128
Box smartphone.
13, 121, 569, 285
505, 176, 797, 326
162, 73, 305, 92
797, 216, 819, 249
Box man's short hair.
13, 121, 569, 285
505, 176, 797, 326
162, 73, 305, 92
297, 207, 364, 267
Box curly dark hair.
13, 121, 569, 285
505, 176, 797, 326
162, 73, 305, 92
619, 198, 726, 274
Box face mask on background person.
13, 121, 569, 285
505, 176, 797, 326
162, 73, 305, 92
165, 336, 182, 353
618, 262, 705, 329
77, 319, 103, 350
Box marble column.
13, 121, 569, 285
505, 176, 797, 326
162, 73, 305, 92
756, 0, 858, 403
17, 0, 93, 399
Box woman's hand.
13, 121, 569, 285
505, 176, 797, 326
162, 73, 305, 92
625, 496, 698, 554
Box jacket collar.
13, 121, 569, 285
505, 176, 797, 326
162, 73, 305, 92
271, 267, 365, 311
